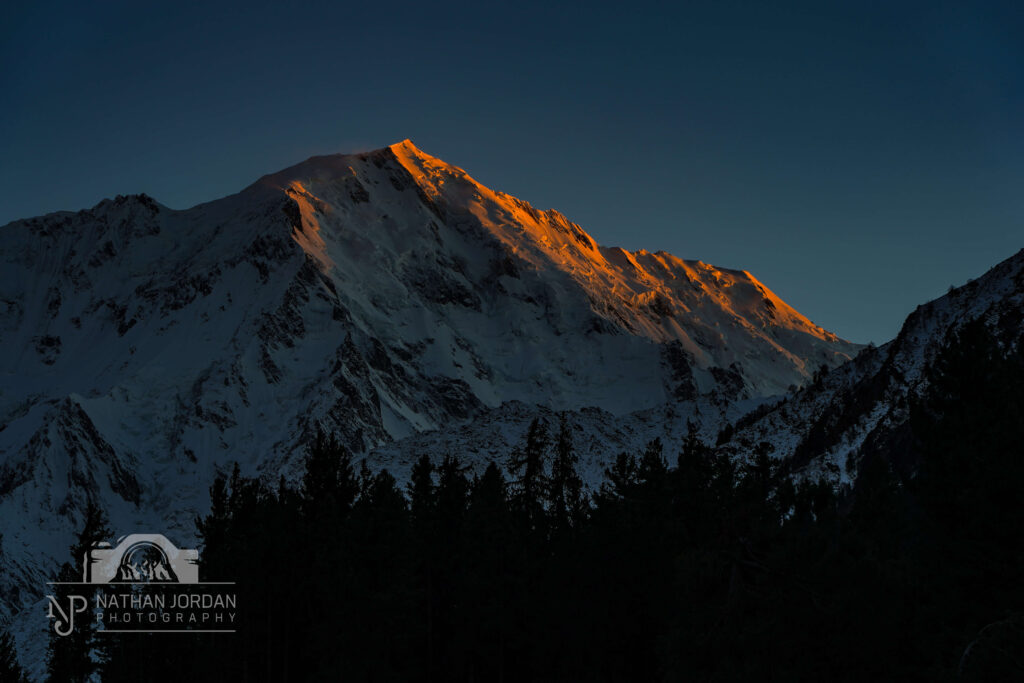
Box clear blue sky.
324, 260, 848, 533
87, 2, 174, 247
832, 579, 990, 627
2, 0, 1021, 344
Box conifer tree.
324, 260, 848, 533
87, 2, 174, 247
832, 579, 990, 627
47, 500, 110, 683
595, 451, 638, 510
0, 629, 29, 683
637, 437, 667, 485
435, 454, 470, 532
407, 453, 436, 528
549, 413, 584, 532
506, 418, 550, 528
301, 430, 358, 517
465, 460, 514, 658
405, 453, 437, 671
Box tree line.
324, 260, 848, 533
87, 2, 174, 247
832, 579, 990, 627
3, 318, 1020, 681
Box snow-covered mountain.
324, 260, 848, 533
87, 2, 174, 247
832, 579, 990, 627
721, 248, 1024, 484
0, 140, 858, 668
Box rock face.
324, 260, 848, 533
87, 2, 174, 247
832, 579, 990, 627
0, 140, 858, 668
722, 248, 1024, 484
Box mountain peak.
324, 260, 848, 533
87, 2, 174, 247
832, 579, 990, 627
236, 140, 860, 394
246, 139, 444, 197
388, 138, 468, 185
389, 138, 419, 152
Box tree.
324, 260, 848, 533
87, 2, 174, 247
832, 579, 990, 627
637, 437, 667, 485
301, 430, 358, 517
0, 629, 29, 683
548, 413, 585, 533
47, 500, 110, 683
912, 319, 1024, 540
463, 463, 514, 679
405, 453, 437, 673
435, 455, 470, 534
598, 452, 637, 503
506, 418, 550, 529
674, 421, 714, 545
407, 453, 435, 529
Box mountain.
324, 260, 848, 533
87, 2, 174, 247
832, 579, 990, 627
720, 248, 1024, 484
0, 140, 857, 669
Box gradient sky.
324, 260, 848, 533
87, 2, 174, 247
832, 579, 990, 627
2, 1, 1021, 344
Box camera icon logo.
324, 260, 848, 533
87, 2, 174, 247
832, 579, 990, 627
84, 533, 199, 584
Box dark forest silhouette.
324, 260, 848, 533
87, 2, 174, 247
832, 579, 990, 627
21, 319, 1023, 682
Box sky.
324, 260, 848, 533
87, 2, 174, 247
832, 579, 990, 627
1, 0, 1021, 344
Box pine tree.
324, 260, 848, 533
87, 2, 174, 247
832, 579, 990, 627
637, 437, 667, 485
427, 455, 472, 677
635, 438, 671, 531
404, 453, 437, 677
47, 500, 110, 683
301, 430, 358, 517
912, 319, 1024, 540
506, 418, 550, 529
435, 454, 470, 533
673, 421, 716, 546
548, 413, 584, 533
0, 629, 29, 683
407, 453, 436, 528
597, 451, 638, 504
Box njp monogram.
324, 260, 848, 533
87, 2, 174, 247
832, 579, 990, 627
46, 595, 89, 637
45, 533, 200, 637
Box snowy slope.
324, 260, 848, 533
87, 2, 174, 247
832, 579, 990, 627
0, 140, 858, 672
722, 248, 1024, 484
